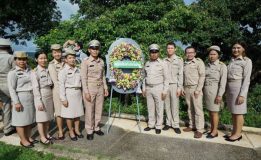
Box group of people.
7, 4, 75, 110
0, 38, 108, 148
142, 41, 252, 141
0, 37, 252, 149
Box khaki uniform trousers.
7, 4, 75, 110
164, 84, 180, 128
84, 84, 104, 134
184, 85, 204, 131
146, 84, 164, 129
0, 84, 12, 133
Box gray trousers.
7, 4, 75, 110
146, 84, 164, 129
164, 84, 180, 128
0, 84, 13, 133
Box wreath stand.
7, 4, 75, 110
105, 38, 144, 134
106, 86, 142, 134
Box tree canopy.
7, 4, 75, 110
0, 0, 61, 41
35, 0, 261, 83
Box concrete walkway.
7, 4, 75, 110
0, 116, 261, 160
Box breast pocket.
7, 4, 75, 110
66, 73, 75, 85
231, 65, 243, 76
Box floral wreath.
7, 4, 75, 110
109, 42, 143, 91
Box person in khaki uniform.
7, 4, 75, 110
182, 46, 205, 138
225, 41, 252, 142
8, 51, 36, 148
163, 42, 183, 134
203, 46, 227, 139
58, 49, 84, 141
142, 44, 169, 134
48, 44, 65, 140
0, 38, 16, 136
31, 51, 54, 144
81, 40, 108, 140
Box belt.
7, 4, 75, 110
66, 87, 81, 90
88, 82, 103, 86
184, 85, 197, 89
146, 83, 162, 87
228, 79, 242, 82
204, 81, 218, 86
17, 90, 33, 93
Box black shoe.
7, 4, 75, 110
20, 141, 34, 148
162, 125, 171, 131
40, 139, 51, 145
4, 129, 16, 136
173, 128, 181, 134
29, 139, 39, 144
225, 135, 242, 142
87, 134, 94, 140
69, 135, 78, 141
94, 130, 104, 136
144, 127, 154, 131
155, 129, 161, 134
57, 135, 65, 140
76, 133, 84, 138
223, 135, 230, 139
206, 133, 218, 139
74, 131, 84, 138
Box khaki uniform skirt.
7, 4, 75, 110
61, 88, 84, 118
226, 80, 247, 114
12, 91, 35, 126
36, 87, 54, 122
53, 85, 62, 117
203, 83, 221, 112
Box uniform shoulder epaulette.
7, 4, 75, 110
32, 68, 37, 72
243, 57, 250, 61
219, 61, 224, 64
196, 58, 202, 61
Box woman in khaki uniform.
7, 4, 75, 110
31, 51, 54, 145
58, 49, 84, 141
225, 41, 252, 142
48, 44, 65, 140
8, 51, 36, 148
203, 46, 227, 139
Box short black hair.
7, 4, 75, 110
76, 41, 83, 49
35, 50, 47, 59
185, 46, 196, 53
167, 42, 176, 48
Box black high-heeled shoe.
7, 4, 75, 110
225, 135, 242, 142
206, 133, 218, 139
69, 134, 78, 141
20, 141, 34, 148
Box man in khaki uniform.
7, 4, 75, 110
0, 38, 16, 136
182, 46, 205, 138
81, 40, 108, 140
142, 44, 169, 134
48, 44, 65, 140
163, 42, 183, 134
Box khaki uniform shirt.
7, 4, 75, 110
142, 58, 169, 93
184, 58, 205, 91
31, 65, 53, 106
205, 60, 227, 96
227, 56, 252, 97
164, 55, 183, 89
80, 56, 108, 95
48, 59, 65, 87
58, 64, 82, 101
7, 66, 33, 104
0, 51, 15, 83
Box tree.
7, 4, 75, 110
0, 0, 61, 41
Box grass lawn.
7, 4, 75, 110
0, 142, 70, 160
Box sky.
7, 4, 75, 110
11, 0, 195, 52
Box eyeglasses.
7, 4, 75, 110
150, 50, 159, 53
89, 46, 99, 50
16, 58, 27, 61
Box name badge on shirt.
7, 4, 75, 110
68, 73, 72, 75
89, 65, 94, 67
